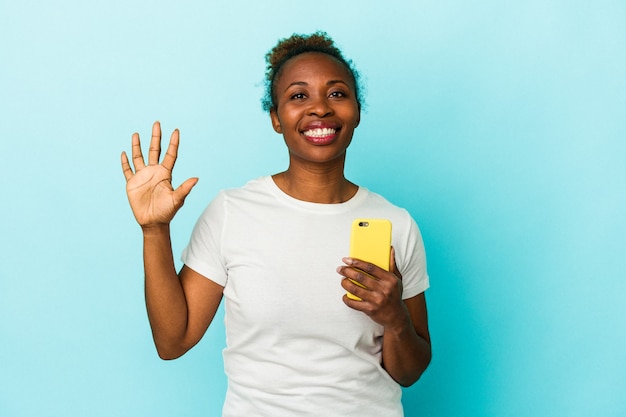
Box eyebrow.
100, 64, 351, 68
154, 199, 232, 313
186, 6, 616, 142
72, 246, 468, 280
285, 79, 351, 90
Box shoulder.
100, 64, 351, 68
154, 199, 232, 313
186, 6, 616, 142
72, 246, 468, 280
204, 177, 273, 207
360, 189, 414, 224
198, 176, 283, 224
219, 176, 273, 201
357, 189, 425, 251
191, 177, 275, 238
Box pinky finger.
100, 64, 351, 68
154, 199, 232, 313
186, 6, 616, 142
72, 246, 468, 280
121, 151, 134, 181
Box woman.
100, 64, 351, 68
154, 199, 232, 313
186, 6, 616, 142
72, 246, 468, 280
121, 31, 431, 416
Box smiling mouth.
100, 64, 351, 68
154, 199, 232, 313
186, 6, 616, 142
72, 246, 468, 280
303, 127, 337, 138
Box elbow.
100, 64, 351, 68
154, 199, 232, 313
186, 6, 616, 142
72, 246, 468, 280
157, 349, 184, 361
399, 348, 433, 387
154, 341, 189, 360
151, 330, 198, 360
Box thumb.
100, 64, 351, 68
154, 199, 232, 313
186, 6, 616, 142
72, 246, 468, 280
173, 177, 199, 203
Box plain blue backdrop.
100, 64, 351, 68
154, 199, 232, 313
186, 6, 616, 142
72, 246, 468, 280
1, 1, 625, 416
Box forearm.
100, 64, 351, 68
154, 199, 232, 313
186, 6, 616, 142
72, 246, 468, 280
142, 224, 189, 359
381, 311, 432, 387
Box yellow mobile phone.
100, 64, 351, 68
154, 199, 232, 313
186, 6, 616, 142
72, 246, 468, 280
347, 219, 392, 300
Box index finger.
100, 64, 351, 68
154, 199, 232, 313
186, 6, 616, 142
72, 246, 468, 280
161, 128, 180, 172
341, 257, 388, 280
390, 247, 403, 280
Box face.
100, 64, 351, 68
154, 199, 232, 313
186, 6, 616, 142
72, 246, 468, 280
270, 52, 361, 167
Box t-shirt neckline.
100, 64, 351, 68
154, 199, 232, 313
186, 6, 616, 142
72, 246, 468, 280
262, 175, 368, 213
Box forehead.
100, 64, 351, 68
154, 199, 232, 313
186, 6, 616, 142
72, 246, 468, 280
276, 52, 355, 88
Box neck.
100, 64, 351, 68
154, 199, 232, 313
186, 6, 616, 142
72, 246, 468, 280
272, 161, 358, 204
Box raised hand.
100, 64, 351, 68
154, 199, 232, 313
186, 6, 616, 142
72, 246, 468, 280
121, 121, 198, 228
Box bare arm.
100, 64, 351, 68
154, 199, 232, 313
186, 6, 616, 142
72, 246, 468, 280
338, 249, 432, 386
142, 225, 223, 359
121, 121, 223, 359
379, 293, 431, 386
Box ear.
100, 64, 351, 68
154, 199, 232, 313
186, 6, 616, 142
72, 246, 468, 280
270, 108, 282, 134
354, 105, 361, 129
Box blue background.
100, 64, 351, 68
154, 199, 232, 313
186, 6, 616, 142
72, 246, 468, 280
1, 1, 625, 416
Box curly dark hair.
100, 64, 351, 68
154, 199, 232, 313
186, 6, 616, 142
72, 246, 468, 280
261, 31, 364, 112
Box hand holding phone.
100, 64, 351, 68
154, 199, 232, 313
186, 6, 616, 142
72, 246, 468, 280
346, 219, 392, 300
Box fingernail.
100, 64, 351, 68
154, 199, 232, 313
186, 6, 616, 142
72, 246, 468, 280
342, 257, 354, 265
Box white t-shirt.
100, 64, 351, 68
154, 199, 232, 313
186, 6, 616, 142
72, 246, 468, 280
182, 176, 429, 417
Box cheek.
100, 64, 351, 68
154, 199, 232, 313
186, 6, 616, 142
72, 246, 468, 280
343, 106, 361, 128
278, 106, 301, 126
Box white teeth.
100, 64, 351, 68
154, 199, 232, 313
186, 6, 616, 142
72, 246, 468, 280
304, 128, 336, 137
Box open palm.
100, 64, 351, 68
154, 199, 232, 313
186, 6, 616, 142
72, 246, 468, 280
121, 122, 198, 227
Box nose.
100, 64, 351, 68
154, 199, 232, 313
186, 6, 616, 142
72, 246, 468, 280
307, 94, 333, 117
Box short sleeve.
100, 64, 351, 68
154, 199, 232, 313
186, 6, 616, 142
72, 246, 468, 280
397, 216, 429, 299
181, 191, 228, 286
